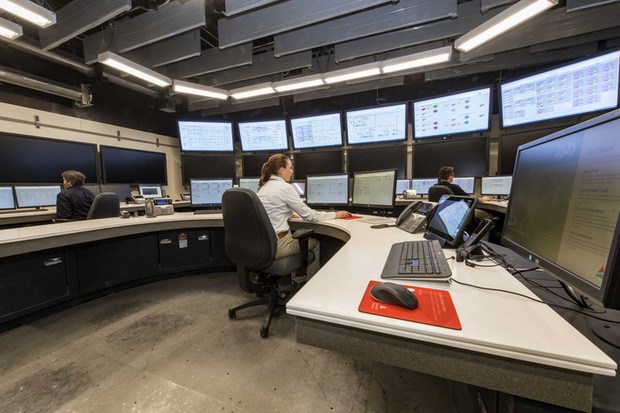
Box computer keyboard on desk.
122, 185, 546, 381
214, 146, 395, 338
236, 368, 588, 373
381, 240, 452, 281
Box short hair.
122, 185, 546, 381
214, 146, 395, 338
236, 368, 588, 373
438, 166, 454, 180
61, 170, 86, 186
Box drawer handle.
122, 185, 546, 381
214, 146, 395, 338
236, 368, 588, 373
160, 238, 172, 244
44, 257, 63, 266
197, 235, 209, 241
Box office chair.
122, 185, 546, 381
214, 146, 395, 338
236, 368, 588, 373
428, 185, 454, 202
222, 187, 315, 338
87, 192, 120, 219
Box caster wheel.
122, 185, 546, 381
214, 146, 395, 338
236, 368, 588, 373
229, 310, 236, 319
260, 328, 269, 338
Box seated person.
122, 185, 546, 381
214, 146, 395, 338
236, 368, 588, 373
257, 154, 351, 279
437, 166, 491, 202
55, 170, 95, 221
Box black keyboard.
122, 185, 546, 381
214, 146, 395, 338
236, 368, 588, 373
381, 240, 452, 281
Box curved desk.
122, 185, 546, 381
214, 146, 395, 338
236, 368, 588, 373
287, 218, 616, 412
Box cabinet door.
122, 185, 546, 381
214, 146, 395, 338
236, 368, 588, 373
158, 230, 212, 271
0, 249, 72, 322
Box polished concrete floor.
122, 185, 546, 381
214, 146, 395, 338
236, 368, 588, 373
0, 272, 462, 412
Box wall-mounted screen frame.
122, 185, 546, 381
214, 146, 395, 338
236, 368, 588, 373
345, 103, 407, 145
101, 146, 167, 184
238, 119, 288, 152
290, 112, 343, 149
177, 120, 234, 152
413, 137, 488, 178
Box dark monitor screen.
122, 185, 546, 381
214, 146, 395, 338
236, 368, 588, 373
0, 133, 97, 184
413, 137, 488, 178
291, 180, 305, 197
14, 185, 61, 208
177, 120, 234, 152
243, 154, 272, 177
0, 186, 15, 210
190, 178, 233, 207
239, 177, 260, 193
352, 169, 397, 209
425, 195, 477, 246
452, 177, 475, 194
346, 103, 407, 145
100, 184, 131, 201
500, 51, 620, 128
481, 176, 512, 196
305, 173, 349, 208
182, 154, 236, 184
290, 112, 343, 149
411, 178, 436, 195
499, 128, 564, 175
101, 146, 167, 184
348, 145, 406, 179
502, 109, 620, 310
293, 150, 343, 179
413, 86, 492, 139
238, 119, 288, 152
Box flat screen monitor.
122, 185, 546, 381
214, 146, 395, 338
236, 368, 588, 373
101, 146, 167, 184
413, 137, 488, 178
413, 86, 492, 138
0, 186, 15, 210
14, 185, 61, 208
291, 180, 305, 197
138, 184, 162, 199
396, 179, 410, 195
481, 176, 512, 196
346, 103, 407, 145
352, 169, 397, 209
452, 177, 475, 194
500, 50, 620, 128
411, 178, 437, 195
502, 108, 620, 313
305, 173, 349, 208
239, 177, 260, 193
348, 145, 407, 179
425, 195, 477, 246
177, 120, 234, 152
101, 184, 131, 202
190, 178, 233, 208
293, 150, 343, 179
182, 154, 236, 184
243, 154, 272, 177
290, 112, 343, 149
83, 184, 101, 195
238, 119, 288, 152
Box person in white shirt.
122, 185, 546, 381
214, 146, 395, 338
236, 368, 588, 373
257, 154, 351, 279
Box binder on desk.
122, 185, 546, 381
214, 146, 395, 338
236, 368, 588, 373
358, 280, 461, 330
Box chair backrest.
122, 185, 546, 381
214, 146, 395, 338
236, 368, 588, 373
87, 192, 120, 219
222, 187, 277, 271
428, 185, 454, 202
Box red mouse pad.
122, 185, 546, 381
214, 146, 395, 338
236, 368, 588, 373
341, 214, 363, 220
358, 280, 462, 330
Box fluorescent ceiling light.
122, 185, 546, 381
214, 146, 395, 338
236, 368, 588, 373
273, 75, 325, 92
382, 46, 452, 74
172, 80, 228, 100
230, 83, 275, 100
0, 0, 56, 28
455, 0, 558, 53
0, 16, 22, 39
97, 51, 172, 87
323, 62, 381, 84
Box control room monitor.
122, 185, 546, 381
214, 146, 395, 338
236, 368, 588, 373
0, 186, 15, 210
481, 176, 512, 196
14, 185, 61, 208
190, 178, 234, 208
305, 173, 349, 208
351, 169, 397, 209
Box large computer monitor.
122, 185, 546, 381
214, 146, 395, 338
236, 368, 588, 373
396, 179, 410, 195
190, 178, 233, 208
481, 176, 512, 196
293, 150, 343, 179
101, 146, 167, 184
290, 112, 343, 149
0, 186, 15, 210
424, 195, 477, 246
238, 119, 288, 152
177, 120, 234, 152
411, 178, 437, 196
351, 169, 397, 210
502, 109, 620, 320
305, 173, 349, 208
452, 177, 475, 194
14, 185, 61, 208
239, 177, 260, 193
345, 103, 407, 145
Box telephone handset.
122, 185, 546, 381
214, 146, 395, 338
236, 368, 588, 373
395, 201, 433, 234
456, 218, 495, 262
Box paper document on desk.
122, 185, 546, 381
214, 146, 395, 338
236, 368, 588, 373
359, 216, 396, 225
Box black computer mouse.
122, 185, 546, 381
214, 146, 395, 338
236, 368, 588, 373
371, 223, 392, 229
370, 282, 419, 309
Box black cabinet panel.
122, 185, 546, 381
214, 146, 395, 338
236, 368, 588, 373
158, 229, 212, 271
209, 228, 233, 268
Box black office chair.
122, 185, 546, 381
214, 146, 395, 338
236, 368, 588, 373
222, 187, 315, 338
428, 185, 454, 202
87, 192, 120, 219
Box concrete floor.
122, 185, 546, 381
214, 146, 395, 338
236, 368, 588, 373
0, 272, 461, 412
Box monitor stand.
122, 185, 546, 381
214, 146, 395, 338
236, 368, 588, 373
592, 323, 620, 349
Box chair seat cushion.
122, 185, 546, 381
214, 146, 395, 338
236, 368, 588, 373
263, 251, 315, 276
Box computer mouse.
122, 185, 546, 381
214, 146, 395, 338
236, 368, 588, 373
370, 282, 418, 309
371, 223, 392, 229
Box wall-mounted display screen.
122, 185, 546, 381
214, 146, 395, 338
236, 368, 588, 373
238, 119, 288, 152
0, 186, 15, 210
411, 178, 437, 195
481, 176, 512, 196
178, 120, 234, 152
290, 112, 343, 149
500, 51, 620, 128
413, 137, 488, 178
101, 146, 167, 184
293, 150, 343, 179
413, 87, 492, 138
14, 185, 61, 208
181, 154, 236, 184
190, 178, 233, 207
305, 173, 349, 207
242, 154, 272, 177
346, 103, 407, 145
348, 145, 406, 179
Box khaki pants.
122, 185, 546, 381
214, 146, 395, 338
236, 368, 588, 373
275, 233, 321, 278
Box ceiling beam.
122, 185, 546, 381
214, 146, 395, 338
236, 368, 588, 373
160, 43, 253, 79
481, 0, 516, 12
566, 0, 620, 12
293, 76, 404, 103
124, 30, 201, 68
200, 97, 281, 116
223, 0, 282, 16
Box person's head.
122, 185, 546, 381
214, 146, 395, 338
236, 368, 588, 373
259, 154, 292, 187
61, 170, 86, 189
438, 166, 455, 183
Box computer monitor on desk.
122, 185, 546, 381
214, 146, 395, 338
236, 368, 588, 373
352, 169, 397, 215
291, 180, 305, 197
452, 177, 475, 194
14, 185, 61, 209
138, 184, 162, 199
0, 186, 15, 210
238, 177, 260, 193
481, 176, 512, 197
305, 173, 349, 209
190, 178, 233, 213
395, 179, 410, 196
411, 178, 436, 196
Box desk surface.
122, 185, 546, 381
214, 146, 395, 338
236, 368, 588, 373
286, 218, 616, 377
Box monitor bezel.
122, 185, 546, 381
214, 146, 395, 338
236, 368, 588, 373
238, 118, 289, 152
345, 102, 408, 145
177, 119, 235, 153
290, 111, 343, 150
305, 173, 350, 208
189, 178, 234, 208
424, 195, 477, 245
351, 168, 397, 209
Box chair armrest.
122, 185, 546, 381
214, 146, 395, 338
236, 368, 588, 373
291, 228, 314, 240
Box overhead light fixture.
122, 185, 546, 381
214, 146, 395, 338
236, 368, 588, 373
273, 74, 325, 92
97, 51, 172, 87
455, 0, 558, 53
172, 80, 228, 100
0, 0, 56, 28
381, 46, 453, 74
0, 16, 22, 39
230, 83, 275, 100
323, 62, 382, 84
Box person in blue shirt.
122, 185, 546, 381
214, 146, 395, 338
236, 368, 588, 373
55, 170, 95, 221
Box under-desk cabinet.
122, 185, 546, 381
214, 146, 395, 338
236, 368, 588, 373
158, 229, 212, 271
